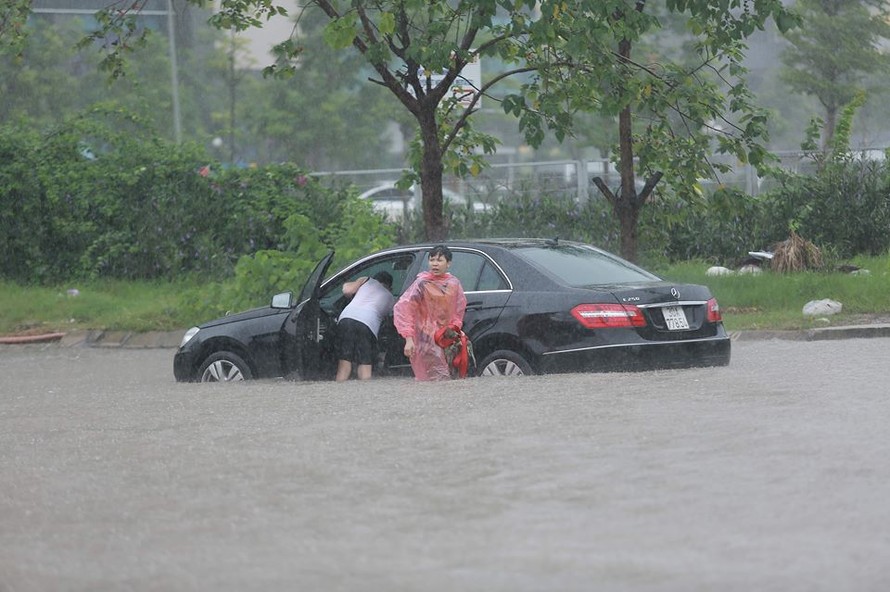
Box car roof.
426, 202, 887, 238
370, 238, 593, 281
375, 237, 582, 251
327, 239, 562, 291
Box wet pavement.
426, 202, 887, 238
1, 338, 889, 591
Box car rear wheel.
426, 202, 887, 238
477, 350, 533, 377
199, 352, 253, 382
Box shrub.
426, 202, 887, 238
222, 201, 396, 311
409, 188, 622, 251
757, 158, 890, 258
770, 231, 824, 273
0, 112, 396, 285
641, 186, 772, 264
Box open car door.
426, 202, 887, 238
282, 251, 336, 380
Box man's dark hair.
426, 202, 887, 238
372, 271, 393, 289
429, 244, 453, 262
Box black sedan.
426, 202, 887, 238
173, 238, 730, 382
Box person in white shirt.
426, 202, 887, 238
336, 271, 396, 381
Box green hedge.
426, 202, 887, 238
644, 156, 890, 265
437, 154, 890, 267
5, 113, 890, 288
0, 113, 395, 285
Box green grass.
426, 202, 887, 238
0, 280, 207, 335
3, 255, 890, 335
657, 255, 890, 331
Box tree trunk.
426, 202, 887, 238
614, 36, 641, 263
822, 105, 838, 150
618, 200, 640, 263
417, 106, 446, 241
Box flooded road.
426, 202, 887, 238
1, 339, 889, 591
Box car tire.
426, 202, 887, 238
199, 351, 253, 382
477, 349, 533, 377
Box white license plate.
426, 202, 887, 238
662, 306, 689, 330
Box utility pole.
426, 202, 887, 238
166, 0, 182, 144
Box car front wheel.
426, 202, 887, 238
477, 350, 533, 377
199, 352, 253, 382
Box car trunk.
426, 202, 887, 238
609, 282, 721, 341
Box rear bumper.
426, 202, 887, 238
538, 335, 731, 373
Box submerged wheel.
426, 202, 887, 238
199, 352, 253, 382
477, 349, 533, 377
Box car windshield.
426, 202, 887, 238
513, 244, 660, 287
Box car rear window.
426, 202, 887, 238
513, 244, 659, 287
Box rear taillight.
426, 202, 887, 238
707, 297, 722, 323
571, 303, 647, 329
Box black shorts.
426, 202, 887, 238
337, 318, 378, 365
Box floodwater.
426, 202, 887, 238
1, 339, 889, 591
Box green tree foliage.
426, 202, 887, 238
5, 0, 812, 266
244, 8, 404, 170
515, 0, 798, 261
0, 0, 30, 56
5, 1, 797, 262
192, 0, 796, 260
0, 7, 399, 172
1, 20, 100, 128
780, 0, 890, 149
0, 15, 207, 142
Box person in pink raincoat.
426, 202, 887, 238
393, 245, 468, 381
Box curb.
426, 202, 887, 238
729, 323, 890, 342
1, 330, 185, 349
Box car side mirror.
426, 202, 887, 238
271, 292, 294, 309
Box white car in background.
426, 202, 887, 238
358, 181, 488, 220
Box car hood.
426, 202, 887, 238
199, 305, 290, 329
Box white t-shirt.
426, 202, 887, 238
339, 278, 396, 337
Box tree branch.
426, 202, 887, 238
440, 65, 537, 153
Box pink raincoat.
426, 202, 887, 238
393, 271, 467, 381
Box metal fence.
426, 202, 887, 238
313, 160, 619, 208
313, 149, 888, 208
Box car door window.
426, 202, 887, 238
478, 260, 509, 291
299, 251, 335, 304
449, 251, 509, 292
319, 254, 416, 316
